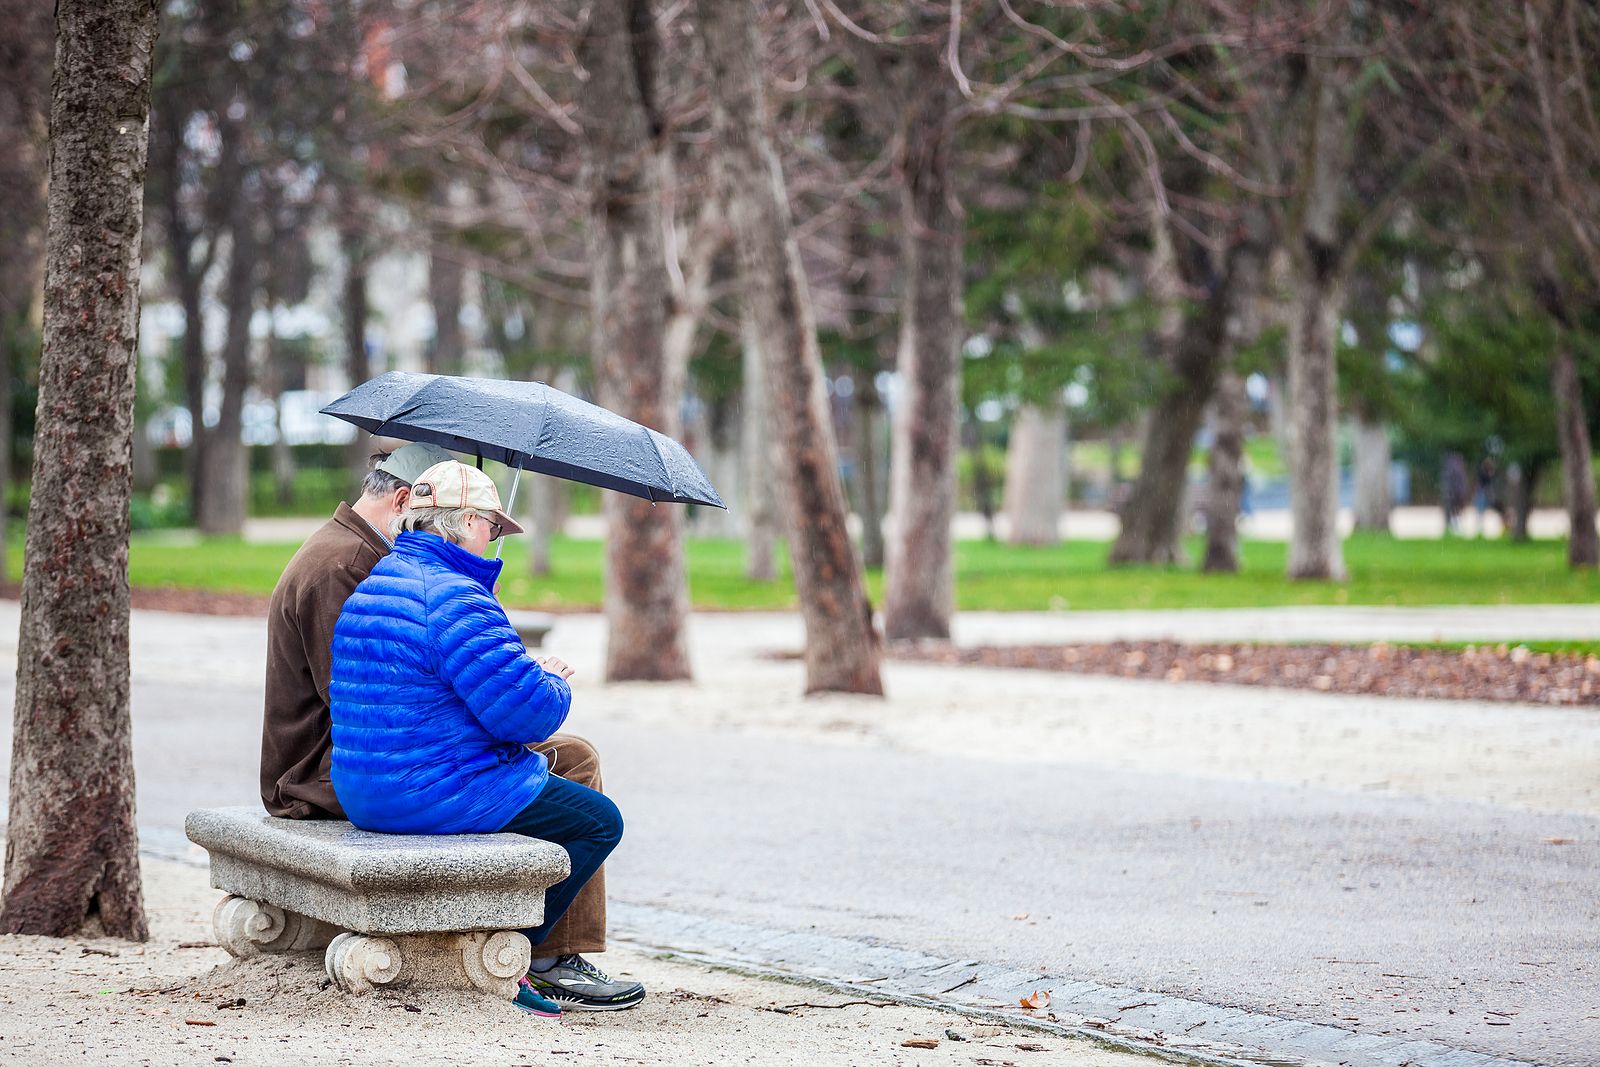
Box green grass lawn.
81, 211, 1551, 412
11, 530, 1598, 613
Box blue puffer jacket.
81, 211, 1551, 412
329, 531, 571, 834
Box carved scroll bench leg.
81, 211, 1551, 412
325, 930, 531, 998
213, 895, 339, 957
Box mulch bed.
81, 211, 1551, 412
892, 640, 1600, 706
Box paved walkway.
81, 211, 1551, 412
3, 603, 1598, 1065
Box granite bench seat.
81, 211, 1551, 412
185, 806, 569, 998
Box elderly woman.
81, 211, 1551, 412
329, 460, 634, 1019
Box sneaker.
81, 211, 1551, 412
513, 976, 563, 1019
525, 955, 646, 1012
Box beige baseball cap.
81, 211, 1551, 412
407, 461, 525, 536
374, 442, 455, 485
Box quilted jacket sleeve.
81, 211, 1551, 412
426, 576, 571, 745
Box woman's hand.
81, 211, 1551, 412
536, 654, 575, 680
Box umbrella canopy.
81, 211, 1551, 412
321, 372, 725, 508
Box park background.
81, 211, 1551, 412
2, 1, 1600, 638
4, 3, 1600, 1065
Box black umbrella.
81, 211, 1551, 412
321, 372, 726, 511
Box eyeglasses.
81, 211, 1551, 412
484, 517, 504, 542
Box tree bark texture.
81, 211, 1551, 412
1112, 211, 1268, 565
1, 0, 157, 939
1551, 346, 1599, 567
1351, 416, 1391, 533
1002, 403, 1066, 546
697, 0, 882, 695
1284, 72, 1349, 581
884, 38, 961, 640
1202, 369, 1247, 573
582, 0, 692, 683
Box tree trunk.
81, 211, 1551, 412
1202, 369, 1247, 573
854, 364, 886, 569
427, 190, 465, 376
582, 0, 691, 683
740, 309, 779, 581
1107, 428, 1126, 494
1551, 345, 1599, 567
1351, 415, 1391, 533
1285, 272, 1347, 578
153, 89, 211, 525
1509, 456, 1543, 543
523, 471, 567, 578
1002, 403, 1066, 546
884, 37, 961, 640
1, 0, 157, 939
340, 216, 370, 480
697, 0, 882, 694
1112, 209, 1267, 565
1284, 73, 1348, 581
965, 411, 998, 541
693, 397, 742, 539
196, 214, 255, 536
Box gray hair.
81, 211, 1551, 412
360, 461, 409, 501
392, 505, 485, 545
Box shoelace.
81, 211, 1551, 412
561, 954, 613, 983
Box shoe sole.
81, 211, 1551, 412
544, 993, 646, 1012
512, 1001, 563, 1019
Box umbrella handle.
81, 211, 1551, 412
494, 463, 524, 561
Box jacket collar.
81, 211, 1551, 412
333, 501, 392, 558
392, 530, 504, 591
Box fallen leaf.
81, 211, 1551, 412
901, 1038, 939, 1049
1009, 913, 1030, 921
184, 1019, 216, 1027
1016, 1043, 1047, 1052
1542, 837, 1574, 845
1019, 990, 1051, 1010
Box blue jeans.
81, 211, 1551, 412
497, 774, 623, 947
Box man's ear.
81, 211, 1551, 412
392, 486, 411, 513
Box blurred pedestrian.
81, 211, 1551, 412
1474, 455, 1498, 537
1442, 452, 1469, 535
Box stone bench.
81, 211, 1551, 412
507, 610, 555, 649
185, 806, 569, 999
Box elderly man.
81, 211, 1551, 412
261, 443, 642, 1012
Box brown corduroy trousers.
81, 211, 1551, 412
525, 733, 607, 956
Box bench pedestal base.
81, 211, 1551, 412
213, 894, 531, 999
214, 895, 340, 956
324, 929, 531, 997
